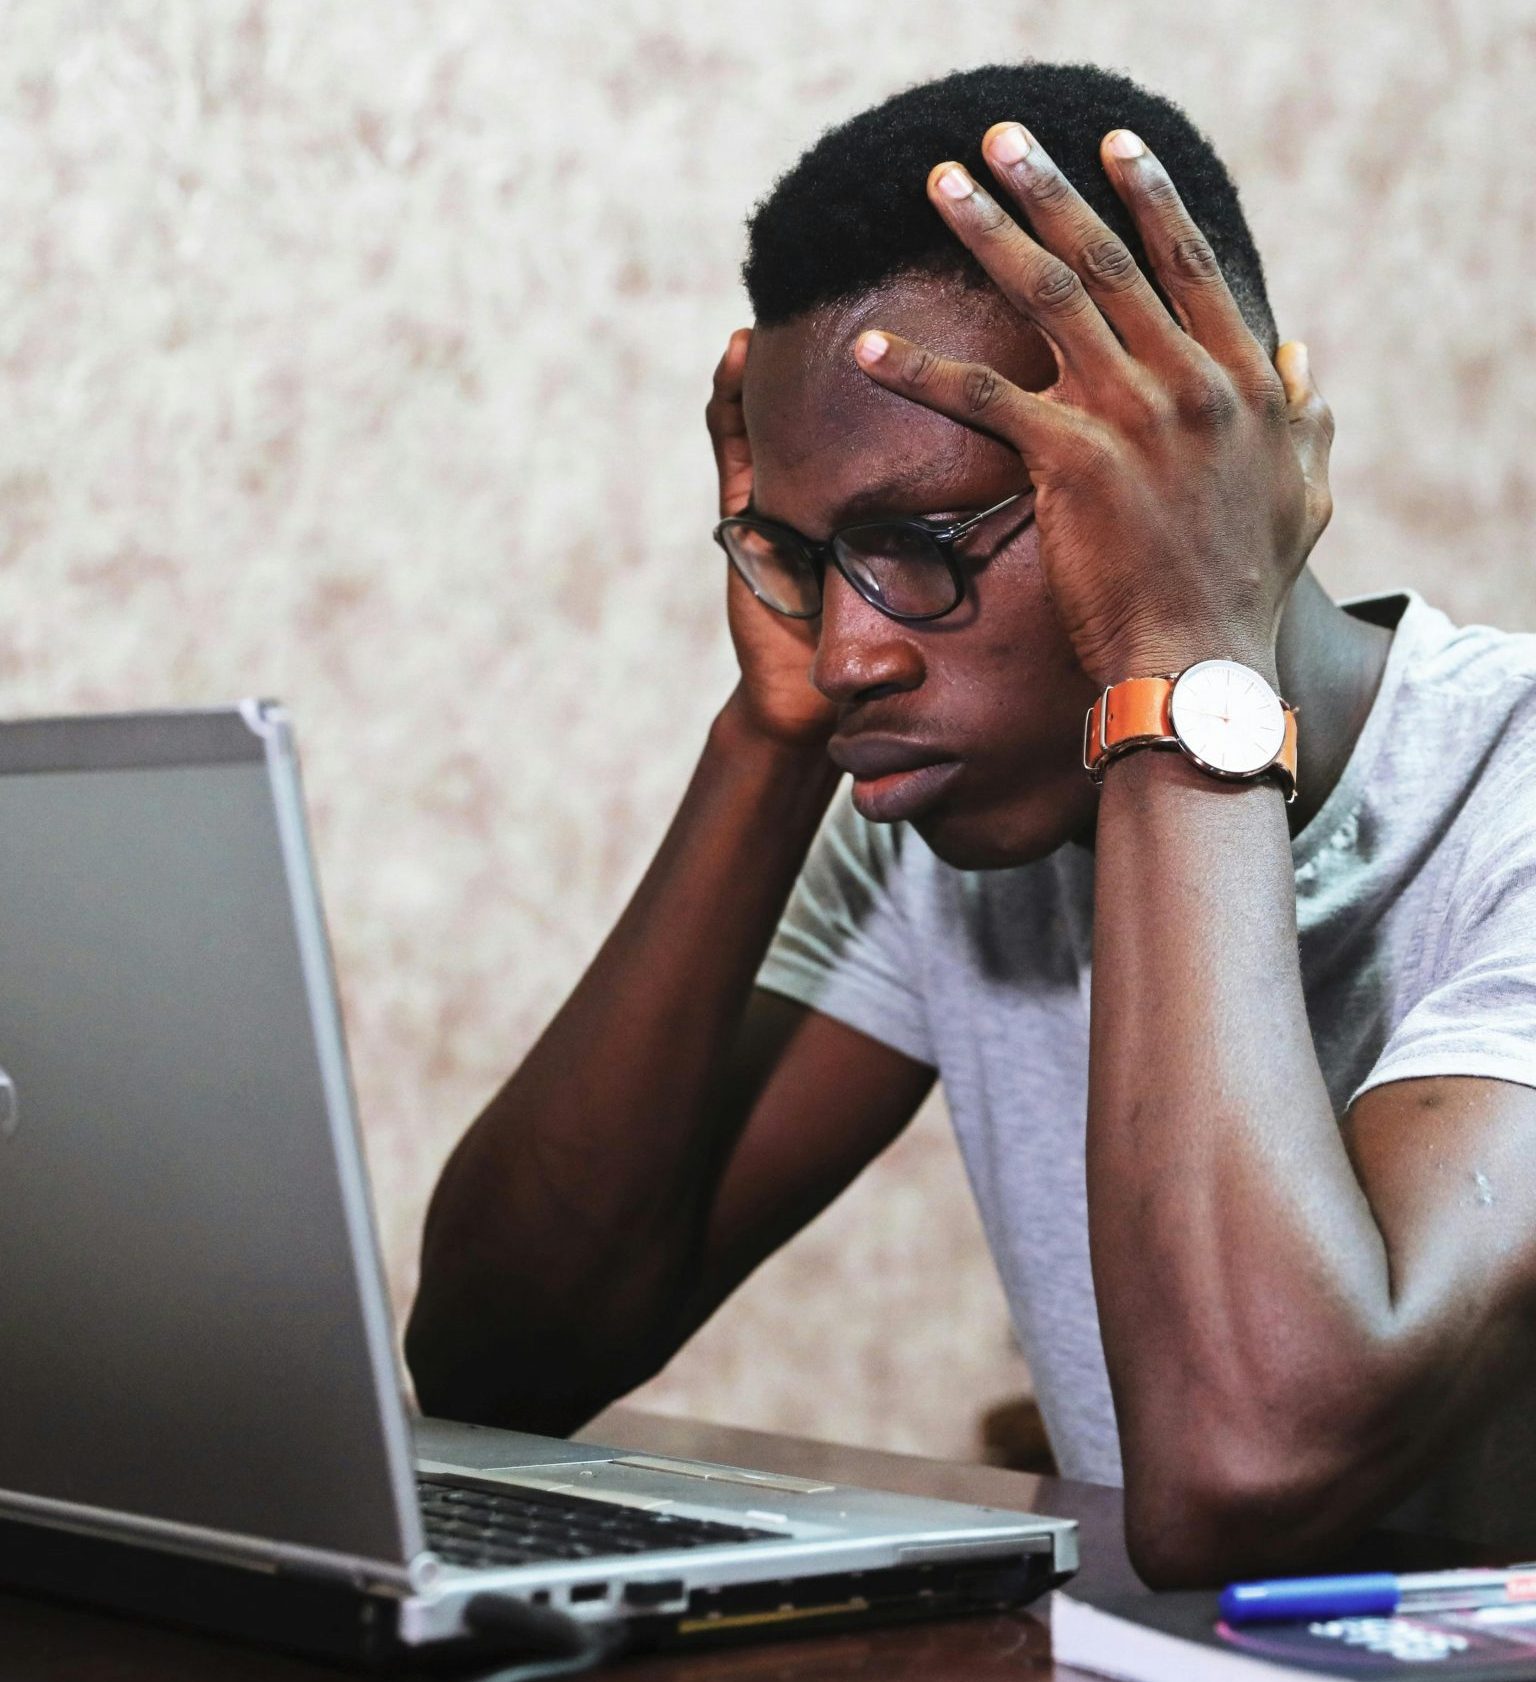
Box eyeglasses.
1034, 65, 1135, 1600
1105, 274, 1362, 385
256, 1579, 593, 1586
713, 490, 1033, 624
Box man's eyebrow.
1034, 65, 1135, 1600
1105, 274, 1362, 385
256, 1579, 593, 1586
744, 472, 961, 532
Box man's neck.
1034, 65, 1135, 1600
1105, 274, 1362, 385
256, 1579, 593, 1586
1275, 566, 1398, 839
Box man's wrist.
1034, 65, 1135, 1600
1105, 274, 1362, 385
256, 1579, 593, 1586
1100, 739, 1287, 793
1093, 631, 1280, 692
708, 689, 842, 787
1085, 654, 1297, 803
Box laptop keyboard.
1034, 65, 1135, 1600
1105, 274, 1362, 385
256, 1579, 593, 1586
417, 1474, 784, 1570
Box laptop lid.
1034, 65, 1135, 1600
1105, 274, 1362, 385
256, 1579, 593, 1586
0, 703, 425, 1587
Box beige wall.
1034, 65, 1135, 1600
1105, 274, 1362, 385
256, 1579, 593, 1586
6, 1, 1535, 1460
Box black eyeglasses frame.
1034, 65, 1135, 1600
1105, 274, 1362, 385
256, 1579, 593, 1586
712, 490, 1031, 624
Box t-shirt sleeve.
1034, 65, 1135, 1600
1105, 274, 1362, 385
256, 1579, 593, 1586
755, 783, 935, 1067
1348, 792, 1536, 1108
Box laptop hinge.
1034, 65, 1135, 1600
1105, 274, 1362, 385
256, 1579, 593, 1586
0, 1489, 421, 1597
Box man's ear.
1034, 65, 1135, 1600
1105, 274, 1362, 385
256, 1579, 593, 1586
707, 328, 755, 520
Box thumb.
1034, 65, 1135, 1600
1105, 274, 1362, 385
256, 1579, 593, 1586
1276, 340, 1335, 557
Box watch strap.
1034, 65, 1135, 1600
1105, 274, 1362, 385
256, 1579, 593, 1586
1082, 671, 1299, 799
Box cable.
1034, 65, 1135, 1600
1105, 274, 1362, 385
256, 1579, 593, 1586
461, 1591, 628, 1682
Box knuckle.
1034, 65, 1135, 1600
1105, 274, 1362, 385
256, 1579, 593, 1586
1026, 166, 1074, 210
1078, 236, 1140, 292
971, 195, 1011, 235
1176, 369, 1240, 429
1123, 374, 1174, 430
1245, 370, 1289, 424
1169, 235, 1221, 283
962, 365, 1002, 415
1028, 258, 1087, 315
1141, 173, 1183, 212
903, 346, 940, 389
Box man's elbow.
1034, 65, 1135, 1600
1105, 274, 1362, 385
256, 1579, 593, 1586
405, 1292, 511, 1427
1122, 1419, 1393, 1590
404, 1281, 664, 1439
1123, 1449, 1280, 1590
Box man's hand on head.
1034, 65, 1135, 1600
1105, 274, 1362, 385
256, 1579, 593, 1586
851, 122, 1336, 691
708, 328, 841, 756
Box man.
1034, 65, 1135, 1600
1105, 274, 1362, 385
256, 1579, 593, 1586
406, 63, 1536, 1587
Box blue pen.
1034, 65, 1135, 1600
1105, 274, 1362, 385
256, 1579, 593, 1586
1220, 1564, 1536, 1625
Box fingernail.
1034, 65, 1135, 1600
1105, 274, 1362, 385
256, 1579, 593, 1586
856, 331, 889, 364
1277, 340, 1310, 381
987, 123, 1032, 166
1107, 129, 1145, 159
935, 165, 975, 201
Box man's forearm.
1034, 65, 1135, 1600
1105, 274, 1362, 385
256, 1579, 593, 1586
407, 692, 840, 1427
1086, 746, 1396, 1581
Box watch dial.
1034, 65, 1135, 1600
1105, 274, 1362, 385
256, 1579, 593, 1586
1169, 660, 1286, 776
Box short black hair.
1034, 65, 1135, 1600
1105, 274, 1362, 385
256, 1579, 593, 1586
743, 62, 1277, 354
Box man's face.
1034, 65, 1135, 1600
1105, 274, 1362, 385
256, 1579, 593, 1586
743, 275, 1100, 869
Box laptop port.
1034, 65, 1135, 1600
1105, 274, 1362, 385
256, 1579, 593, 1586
624, 1579, 686, 1608
569, 1583, 609, 1604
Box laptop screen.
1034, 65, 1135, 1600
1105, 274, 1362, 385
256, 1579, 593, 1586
0, 708, 420, 1571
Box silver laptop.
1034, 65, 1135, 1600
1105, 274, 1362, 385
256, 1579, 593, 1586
0, 703, 1075, 1667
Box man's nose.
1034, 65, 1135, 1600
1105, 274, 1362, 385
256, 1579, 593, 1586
810, 567, 925, 706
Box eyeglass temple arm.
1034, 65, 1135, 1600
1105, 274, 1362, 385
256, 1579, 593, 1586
940, 489, 1029, 540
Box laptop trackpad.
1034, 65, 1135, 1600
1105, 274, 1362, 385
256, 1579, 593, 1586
413, 1415, 617, 1472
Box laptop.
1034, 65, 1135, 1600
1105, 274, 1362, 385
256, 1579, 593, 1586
0, 702, 1076, 1669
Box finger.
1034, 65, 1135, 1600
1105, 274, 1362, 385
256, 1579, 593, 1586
707, 327, 754, 517
852, 328, 1104, 481
1277, 340, 1335, 550
926, 161, 1128, 385
981, 121, 1181, 366
1099, 129, 1270, 378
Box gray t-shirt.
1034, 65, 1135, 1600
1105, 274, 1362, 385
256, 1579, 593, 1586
757, 587, 1536, 1548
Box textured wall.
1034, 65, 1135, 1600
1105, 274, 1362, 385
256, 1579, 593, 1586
5, 0, 1535, 1460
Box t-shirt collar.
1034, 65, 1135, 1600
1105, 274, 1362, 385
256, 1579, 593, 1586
1290, 587, 1427, 873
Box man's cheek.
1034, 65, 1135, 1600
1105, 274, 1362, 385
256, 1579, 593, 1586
972, 575, 1071, 686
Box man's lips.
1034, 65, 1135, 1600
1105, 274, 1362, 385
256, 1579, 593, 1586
827, 735, 964, 823
827, 735, 953, 779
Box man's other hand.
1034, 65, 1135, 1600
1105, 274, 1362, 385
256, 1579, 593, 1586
708, 328, 840, 752
851, 124, 1332, 692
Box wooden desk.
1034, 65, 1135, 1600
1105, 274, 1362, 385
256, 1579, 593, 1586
0, 1404, 1449, 1680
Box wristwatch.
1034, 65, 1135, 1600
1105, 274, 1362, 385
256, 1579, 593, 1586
1082, 659, 1299, 802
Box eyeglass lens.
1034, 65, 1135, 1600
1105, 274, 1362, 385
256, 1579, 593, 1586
834, 524, 959, 619
719, 522, 821, 617
720, 520, 960, 621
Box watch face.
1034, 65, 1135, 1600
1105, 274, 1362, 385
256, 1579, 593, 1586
1169, 660, 1286, 776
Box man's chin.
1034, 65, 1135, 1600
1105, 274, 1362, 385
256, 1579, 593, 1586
909, 784, 1097, 871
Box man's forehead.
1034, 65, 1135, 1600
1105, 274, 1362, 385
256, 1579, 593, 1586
742, 279, 1054, 524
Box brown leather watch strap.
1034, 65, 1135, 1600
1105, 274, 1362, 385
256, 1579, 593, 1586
1083, 674, 1176, 769
1082, 672, 1299, 799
